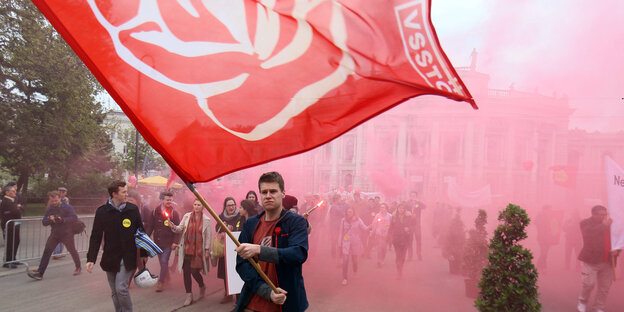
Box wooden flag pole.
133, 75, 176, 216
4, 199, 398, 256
612, 254, 617, 281
185, 183, 280, 293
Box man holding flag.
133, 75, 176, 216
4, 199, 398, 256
234, 172, 309, 312
576, 205, 620, 312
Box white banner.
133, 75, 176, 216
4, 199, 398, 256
605, 156, 624, 251
225, 231, 244, 295
447, 179, 492, 208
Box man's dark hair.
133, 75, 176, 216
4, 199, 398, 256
107, 180, 126, 197
258, 171, 285, 192
591, 205, 607, 215
160, 191, 174, 200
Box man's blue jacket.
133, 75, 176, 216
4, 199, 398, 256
235, 209, 309, 312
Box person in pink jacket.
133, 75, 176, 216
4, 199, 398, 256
338, 206, 370, 285
169, 199, 213, 306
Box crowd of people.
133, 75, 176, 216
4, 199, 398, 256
0, 175, 620, 312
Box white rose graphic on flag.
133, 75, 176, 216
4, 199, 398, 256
88, 0, 355, 140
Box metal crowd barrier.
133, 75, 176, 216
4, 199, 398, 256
2, 216, 94, 265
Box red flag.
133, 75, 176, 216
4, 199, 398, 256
166, 168, 180, 190
32, 0, 476, 183
550, 165, 577, 188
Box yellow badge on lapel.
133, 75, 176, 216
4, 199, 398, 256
164, 220, 169, 227
122, 219, 131, 228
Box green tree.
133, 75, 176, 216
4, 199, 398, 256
116, 127, 166, 175
476, 204, 540, 312
441, 209, 466, 274
0, 0, 111, 196
463, 209, 489, 281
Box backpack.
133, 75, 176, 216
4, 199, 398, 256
72, 219, 86, 235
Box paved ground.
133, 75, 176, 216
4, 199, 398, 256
1, 221, 623, 311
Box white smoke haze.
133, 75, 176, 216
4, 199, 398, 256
433, 0, 624, 132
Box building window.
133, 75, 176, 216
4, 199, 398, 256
443, 134, 462, 164
342, 135, 355, 163
410, 132, 428, 159
486, 135, 504, 166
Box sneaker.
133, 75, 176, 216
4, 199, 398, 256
341, 279, 348, 286
28, 270, 43, 280
73, 267, 81, 276
52, 254, 66, 260
3, 263, 17, 269
576, 302, 586, 312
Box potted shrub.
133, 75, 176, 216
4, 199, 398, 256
475, 204, 540, 311
441, 209, 465, 274
462, 209, 488, 299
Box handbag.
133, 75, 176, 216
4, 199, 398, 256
211, 235, 225, 258
72, 219, 86, 235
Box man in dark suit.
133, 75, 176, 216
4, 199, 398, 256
86, 180, 147, 312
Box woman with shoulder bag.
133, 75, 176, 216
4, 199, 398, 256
168, 199, 212, 306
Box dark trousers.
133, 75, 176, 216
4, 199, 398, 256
394, 243, 408, 274
182, 256, 204, 293
537, 241, 551, 269
407, 226, 422, 260
4, 222, 21, 262
38, 231, 81, 274
342, 254, 358, 279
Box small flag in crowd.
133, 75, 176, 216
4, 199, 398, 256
135, 229, 162, 257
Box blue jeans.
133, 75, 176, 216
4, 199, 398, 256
157, 247, 172, 283
52, 243, 64, 255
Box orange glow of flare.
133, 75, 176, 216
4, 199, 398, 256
316, 200, 324, 207
164, 210, 170, 218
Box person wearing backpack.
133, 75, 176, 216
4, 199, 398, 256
27, 190, 81, 280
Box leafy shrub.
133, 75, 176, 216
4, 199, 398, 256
475, 204, 540, 311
